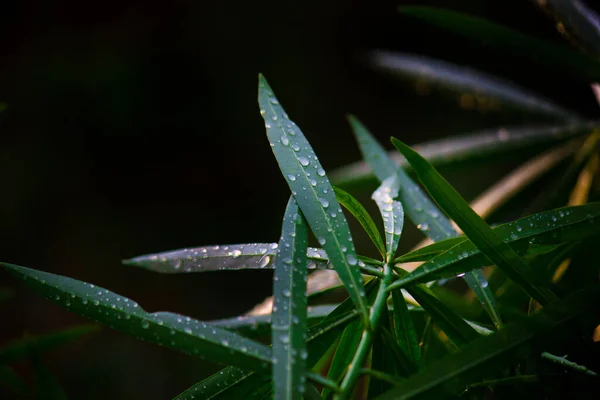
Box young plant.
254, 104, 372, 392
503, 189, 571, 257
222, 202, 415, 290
3, 4, 600, 399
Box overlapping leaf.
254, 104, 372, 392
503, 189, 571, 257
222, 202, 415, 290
0, 263, 271, 371
350, 116, 501, 329
370, 51, 582, 122
371, 175, 405, 261
272, 198, 309, 400
391, 138, 558, 306
378, 286, 600, 399
331, 121, 597, 186
258, 74, 369, 325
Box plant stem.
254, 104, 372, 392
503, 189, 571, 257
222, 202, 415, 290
334, 264, 394, 400
305, 371, 341, 393
541, 352, 598, 376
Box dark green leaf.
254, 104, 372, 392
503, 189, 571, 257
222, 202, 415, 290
173, 367, 270, 400
272, 198, 309, 399
0, 324, 99, 364
332, 121, 597, 187
323, 320, 363, 398
0, 262, 271, 371
391, 203, 600, 287
377, 286, 600, 399
370, 51, 582, 122
351, 116, 501, 329
258, 74, 369, 326
398, 6, 600, 82
333, 186, 386, 258
368, 314, 400, 397
32, 358, 67, 400
0, 366, 27, 395
391, 290, 422, 370
391, 138, 558, 306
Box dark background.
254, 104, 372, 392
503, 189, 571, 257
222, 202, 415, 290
1, 0, 599, 398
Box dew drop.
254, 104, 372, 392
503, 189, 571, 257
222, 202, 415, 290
318, 237, 327, 245
317, 168, 326, 177
232, 249, 242, 258
298, 157, 310, 166
287, 174, 296, 182
319, 198, 329, 208
346, 254, 358, 266
141, 320, 150, 329
281, 136, 289, 146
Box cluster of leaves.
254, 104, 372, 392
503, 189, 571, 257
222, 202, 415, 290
3, 2, 600, 399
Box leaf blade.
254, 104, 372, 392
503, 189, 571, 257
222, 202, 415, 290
272, 198, 309, 400
258, 74, 369, 326
0, 262, 272, 371
391, 138, 558, 306
371, 176, 405, 261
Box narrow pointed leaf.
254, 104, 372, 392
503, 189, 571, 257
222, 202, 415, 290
404, 285, 480, 349
371, 176, 405, 261
0, 366, 27, 395
391, 290, 422, 370
398, 6, 600, 82
378, 286, 600, 399
368, 316, 401, 397
371, 51, 582, 122
0, 325, 99, 364
258, 74, 369, 326
0, 263, 271, 371
32, 358, 67, 400
333, 186, 386, 258
332, 121, 597, 187
395, 202, 600, 267
351, 116, 501, 329
322, 320, 363, 398
536, 0, 600, 58
272, 198, 309, 400
174, 367, 270, 400
123, 243, 331, 273
391, 138, 558, 306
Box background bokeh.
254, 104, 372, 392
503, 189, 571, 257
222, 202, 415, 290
1, 0, 599, 398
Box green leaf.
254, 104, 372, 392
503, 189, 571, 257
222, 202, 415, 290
333, 186, 386, 258
391, 203, 600, 287
405, 285, 480, 349
272, 198, 309, 400
258, 74, 369, 326
332, 121, 597, 187
371, 176, 405, 262
206, 305, 337, 337
0, 366, 27, 395
391, 138, 558, 306
368, 315, 400, 397
323, 320, 363, 398
377, 286, 600, 399
350, 116, 501, 329
391, 290, 422, 370
123, 243, 331, 273
536, 0, 600, 58
173, 367, 270, 400
0, 262, 271, 371
0, 324, 99, 364
32, 358, 67, 400
398, 6, 600, 82
0, 287, 14, 304
370, 51, 582, 122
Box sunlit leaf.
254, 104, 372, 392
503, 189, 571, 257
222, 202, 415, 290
272, 198, 309, 400
391, 138, 558, 306
258, 74, 369, 326
333, 186, 386, 258
0, 263, 271, 371
371, 176, 405, 261
370, 51, 582, 122
378, 286, 600, 399
398, 6, 600, 82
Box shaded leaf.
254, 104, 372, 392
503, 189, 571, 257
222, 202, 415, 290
370, 51, 582, 122
258, 74, 369, 326
272, 198, 309, 400
0, 366, 27, 395
391, 138, 558, 305
378, 286, 600, 399
334, 186, 386, 258
391, 290, 422, 370
398, 6, 600, 82
0, 263, 271, 371
174, 367, 270, 400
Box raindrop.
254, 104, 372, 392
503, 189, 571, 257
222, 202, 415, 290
258, 255, 271, 268
346, 254, 358, 266
516, 225, 522, 232
309, 179, 317, 186
232, 250, 242, 258
319, 198, 329, 208
291, 144, 300, 151
298, 157, 310, 166
287, 174, 296, 181
281, 136, 289, 146
417, 223, 429, 231
269, 97, 279, 105
184, 327, 193, 334
141, 320, 150, 329
318, 237, 327, 245
317, 168, 326, 177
